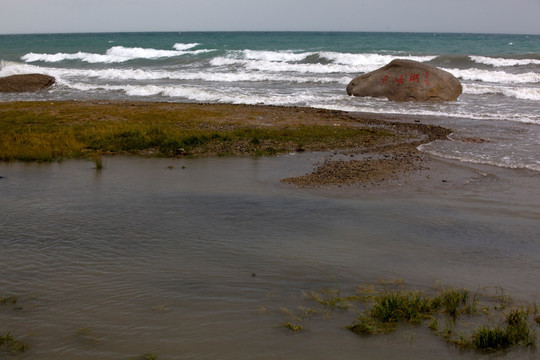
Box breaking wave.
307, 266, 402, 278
464, 83, 540, 101
470, 55, 540, 67
21, 43, 209, 63
447, 68, 540, 84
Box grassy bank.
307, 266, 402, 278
0, 101, 397, 162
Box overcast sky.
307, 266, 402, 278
1, 0, 539, 35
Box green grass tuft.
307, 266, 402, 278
281, 321, 304, 332
296, 283, 540, 354
348, 291, 439, 334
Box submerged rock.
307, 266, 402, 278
346, 59, 462, 101
0, 74, 56, 93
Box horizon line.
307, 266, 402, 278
1, 30, 539, 37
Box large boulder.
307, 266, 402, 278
346, 59, 462, 101
0, 74, 55, 93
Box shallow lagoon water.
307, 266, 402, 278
1, 155, 539, 359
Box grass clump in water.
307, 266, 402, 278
436, 288, 477, 317
0, 295, 17, 305
281, 281, 538, 354
349, 286, 537, 352
0, 296, 27, 354
281, 321, 304, 332
472, 309, 537, 351
305, 288, 356, 310
0, 332, 28, 355
91, 154, 104, 170
348, 290, 439, 334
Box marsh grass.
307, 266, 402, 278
281, 321, 304, 332
472, 309, 536, 351
436, 288, 478, 317
0, 296, 27, 354
305, 288, 357, 310
281, 282, 538, 354
91, 154, 104, 170
348, 291, 439, 334
0, 101, 393, 163
0, 332, 28, 355
0, 295, 17, 305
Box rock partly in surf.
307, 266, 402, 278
346, 59, 462, 101
0, 74, 56, 93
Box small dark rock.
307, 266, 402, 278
0, 74, 56, 93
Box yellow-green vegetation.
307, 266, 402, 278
0, 332, 28, 355
0, 295, 17, 305
1, 295, 28, 355
280, 281, 538, 354
0, 101, 394, 162
348, 290, 441, 334
281, 321, 304, 332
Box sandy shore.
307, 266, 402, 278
0, 101, 452, 187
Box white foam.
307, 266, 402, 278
0, 60, 52, 77
464, 83, 540, 101
243, 59, 359, 74
60, 81, 348, 107
418, 143, 540, 172
470, 56, 540, 67
21, 45, 213, 64
319, 52, 436, 67
241, 50, 313, 62
446, 68, 540, 84
211, 56, 366, 74
211, 51, 436, 74
172, 43, 200, 51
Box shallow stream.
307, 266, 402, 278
1, 155, 539, 359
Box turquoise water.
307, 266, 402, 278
2, 32, 539, 57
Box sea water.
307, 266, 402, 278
0, 31, 539, 171
1, 32, 540, 359
1, 156, 539, 360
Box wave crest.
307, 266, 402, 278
470, 56, 540, 67
447, 68, 540, 84
21, 44, 210, 64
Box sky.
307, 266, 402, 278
1, 0, 539, 35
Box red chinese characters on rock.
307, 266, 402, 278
381, 71, 431, 86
